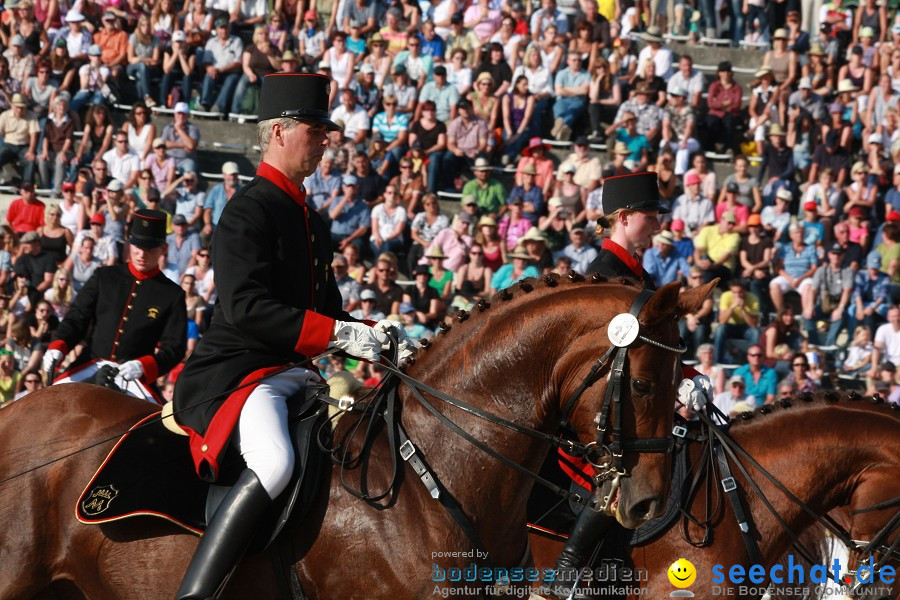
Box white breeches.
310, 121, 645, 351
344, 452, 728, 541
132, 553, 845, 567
236, 367, 319, 500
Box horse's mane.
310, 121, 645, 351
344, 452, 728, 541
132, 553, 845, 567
727, 389, 900, 427
413, 272, 641, 355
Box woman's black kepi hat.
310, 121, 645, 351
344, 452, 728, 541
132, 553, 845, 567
129, 209, 168, 249
258, 73, 342, 131
601, 172, 670, 215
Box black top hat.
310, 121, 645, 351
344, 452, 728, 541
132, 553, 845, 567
129, 209, 168, 249
258, 74, 341, 131
601, 172, 669, 214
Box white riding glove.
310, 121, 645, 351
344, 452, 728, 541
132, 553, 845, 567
677, 374, 714, 413
330, 320, 390, 362
118, 360, 144, 382
374, 319, 418, 363
42, 349, 64, 373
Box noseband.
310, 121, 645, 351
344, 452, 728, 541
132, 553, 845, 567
557, 288, 686, 512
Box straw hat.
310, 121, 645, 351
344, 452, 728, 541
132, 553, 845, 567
613, 141, 630, 155
508, 245, 532, 260
478, 216, 497, 227
837, 79, 859, 93
519, 226, 546, 243
425, 246, 447, 259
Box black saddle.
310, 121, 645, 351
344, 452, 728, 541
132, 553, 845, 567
76, 383, 331, 552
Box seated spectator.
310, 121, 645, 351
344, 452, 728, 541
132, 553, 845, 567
847, 206, 871, 252
558, 135, 602, 193
426, 213, 472, 272
423, 246, 453, 299
332, 254, 361, 312
350, 288, 386, 321
199, 16, 244, 114
231, 24, 279, 116
95, 11, 127, 78
71, 45, 109, 113
37, 204, 72, 265
551, 165, 585, 223
680, 269, 715, 360
183, 248, 215, 307
671, 172, 714, 236
808, 131, 850, 188
799, 202, 825, 247
0, 349, 19, 407
732, 345, 777, 405
373, 93, 410, 163
551, 51, 590, 142
516, 137, 555, 197
802, 167, 839, 224
442, 98, 488, 182
659, 86, 698, 176
714, 279, 761, 363
144, 137, 175, 193
43, 268, 72, 317
843, 161, 877, 220
609, 82, 662, 145
490, 244, 540, 293
22, 59, 55, 123
404, 264, 441, 325
769, 222, 818, 313
407, 192, 449, 274
70, 215, 115, 269
304, 152, 341, 215
714, 375, 750, 418
370, 184, 407, 256
499, 196, 531, 251
508, 163, 544, 224
694, 212, 740, 285
159, 30, 195, 109
166, 214, 200, 277
408, 101, 447, 194
759, 123, 795, 204
391, 157, 424, 216
161, 102, 200, 173
670, 219, 694, 260
398, 302, 429, 340
538, 197, 574, 253
762, 307, 804, 370
0, 94, 38, 185
520, 226, 553, 274
761, 187, 793, 244
870, 306, 900, 379
363, 255, 403, 316
102, 130, 140, 189
606, 111, 651, 172
330, 87, 371, 149
717, 182, 751, 233
329, 174, 371, 251
14, 231, 55, 297
202, 161, 239, 236
801, 242, 852, 346
394, 34, 434, 90
351, 65, 381, 120
842, 325, 874, 377
72, 104, 113, 173
719, 155, 762, 214
852, 252, 891, 333
467, 71, 500, 131
643, 230, 690, 288
6, 182, 44, 234
704, 61, 742, 152
501, 75, 536, 161
782, 354, 821, 392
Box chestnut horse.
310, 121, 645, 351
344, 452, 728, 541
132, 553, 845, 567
0, 277, 714, 599
530, 392, 900, 600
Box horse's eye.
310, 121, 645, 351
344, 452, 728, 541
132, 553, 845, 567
633, 379, 653, 395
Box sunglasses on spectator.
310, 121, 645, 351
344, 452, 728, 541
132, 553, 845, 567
747, 352, 762, 357
24, 378, 41, 384
792, 362, 808, 367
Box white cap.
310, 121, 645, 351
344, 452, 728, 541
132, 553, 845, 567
172, 30, 186, 43
869, 133, 883, 145
65, 8, 85, 22
174, 101, 190, 114
360, 64, 375, 75
797, 77, 812, 90
107, 179, 124, 192
222, 161, 239, 175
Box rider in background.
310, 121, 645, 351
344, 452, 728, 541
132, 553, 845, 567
170, 73, 414, 600
550, 172, 713, 599
41, 209, 186, 395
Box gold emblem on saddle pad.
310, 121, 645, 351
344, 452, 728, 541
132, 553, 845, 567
81, 484, 119, 516
147, 307, 159, 319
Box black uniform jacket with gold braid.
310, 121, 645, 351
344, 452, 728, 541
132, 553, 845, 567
48, 263, 188, 382
173, 163, 358, 483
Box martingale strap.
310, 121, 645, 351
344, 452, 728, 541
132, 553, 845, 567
714, 442, 763, 565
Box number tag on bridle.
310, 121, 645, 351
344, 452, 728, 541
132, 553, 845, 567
608, 313, 640, 347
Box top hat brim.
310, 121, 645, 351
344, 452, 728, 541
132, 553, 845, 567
129, 235, 165, 249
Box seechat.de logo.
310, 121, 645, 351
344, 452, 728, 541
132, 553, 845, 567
668, 558, 697, 597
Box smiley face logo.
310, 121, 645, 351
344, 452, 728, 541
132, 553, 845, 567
668, 559, 696, 589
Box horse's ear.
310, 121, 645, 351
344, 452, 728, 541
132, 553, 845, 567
676, 278, 719, 316
639, 281, 683, 327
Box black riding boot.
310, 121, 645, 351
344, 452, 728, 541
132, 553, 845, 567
547, 509, 615, 600
175, 469, 271, 600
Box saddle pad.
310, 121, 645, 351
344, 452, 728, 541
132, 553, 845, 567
76, 412, 209, 533
76, 400, 329, 549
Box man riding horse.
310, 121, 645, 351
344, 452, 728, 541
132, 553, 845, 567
549, 172, 714, 599
170, 73, 415, 599
42, 209, 187, 396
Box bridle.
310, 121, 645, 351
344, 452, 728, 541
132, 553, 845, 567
557, 288, 686, 514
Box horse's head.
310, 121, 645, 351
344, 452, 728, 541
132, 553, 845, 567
558, 279, 717, 529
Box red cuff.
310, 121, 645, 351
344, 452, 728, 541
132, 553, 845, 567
48, 339, 69, 354
682, 365, 700, 379
295, 310, 335, 356
137, 355, 159, 383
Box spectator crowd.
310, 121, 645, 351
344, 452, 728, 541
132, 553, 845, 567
4, 0, 900, 408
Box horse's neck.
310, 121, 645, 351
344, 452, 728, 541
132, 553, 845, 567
728, 405, 898, 564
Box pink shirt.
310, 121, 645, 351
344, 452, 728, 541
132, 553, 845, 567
422, 227, 472, 272
498, 215, 532, 250
715, 202, 749, 226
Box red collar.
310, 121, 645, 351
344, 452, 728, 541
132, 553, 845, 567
257, 162, 307, 207
128, 261, 161, 280
602, 238, 643, 279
